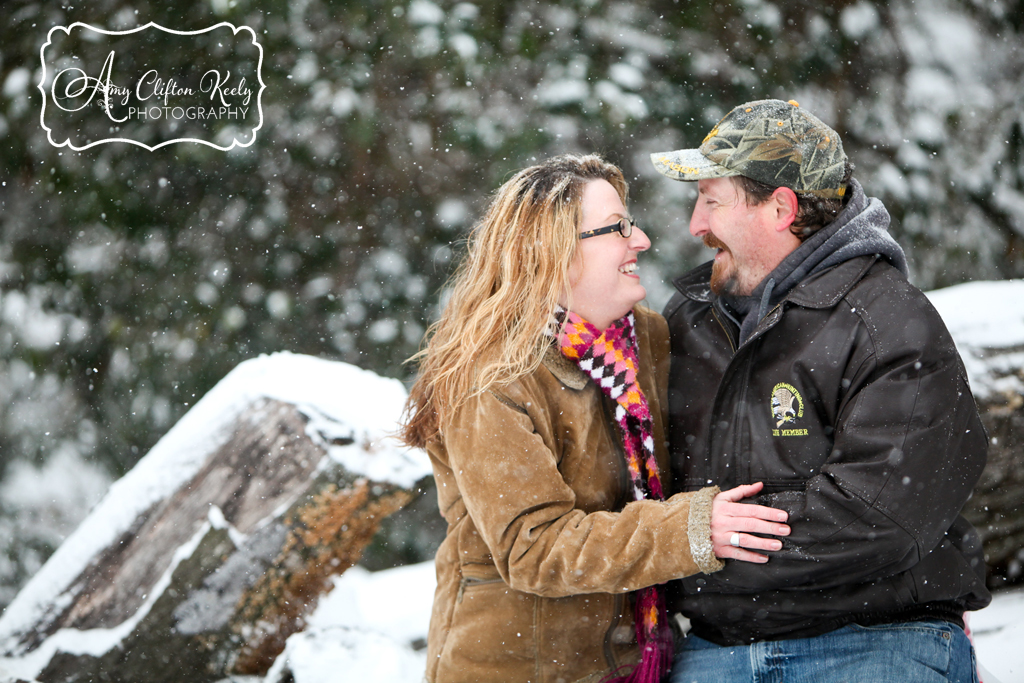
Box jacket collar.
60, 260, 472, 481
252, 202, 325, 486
542, 344, 590, 390
673, 254, 879, 311
673, 261, 715, 304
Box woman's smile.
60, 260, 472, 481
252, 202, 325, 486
618, 259, 638, 276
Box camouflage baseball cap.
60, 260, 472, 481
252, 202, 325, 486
651, 99, 848, 199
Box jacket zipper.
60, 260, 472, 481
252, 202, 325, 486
712, 299, 787, 354
456, 575, 504, 603
704, 301, 784, 491
711, 307, 737, 354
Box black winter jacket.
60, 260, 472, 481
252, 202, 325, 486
664, 254, 991, 645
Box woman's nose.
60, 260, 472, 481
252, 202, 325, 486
630, 226, 651, 252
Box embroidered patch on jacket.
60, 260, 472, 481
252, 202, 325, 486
771, 382, 807, 436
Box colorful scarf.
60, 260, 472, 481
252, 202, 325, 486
553, 306, 672, 683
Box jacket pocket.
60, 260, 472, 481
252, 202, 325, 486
436, 565, 538, 682
455, 562, 508, 604
457, 574, 506, 603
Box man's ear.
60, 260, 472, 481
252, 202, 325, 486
770, 187, 799, 232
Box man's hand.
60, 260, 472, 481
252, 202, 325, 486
711, 482, 790, 563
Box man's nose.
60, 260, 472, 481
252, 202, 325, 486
689, 206, 708, 237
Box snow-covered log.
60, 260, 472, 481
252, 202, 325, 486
928, 280, 1024, 588
0, 353, 431, 683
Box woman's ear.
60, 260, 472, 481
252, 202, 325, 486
770, 186, 799, 232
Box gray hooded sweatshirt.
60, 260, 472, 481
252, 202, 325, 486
719, 178, 909, 345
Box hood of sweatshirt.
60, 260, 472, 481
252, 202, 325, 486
719, 178, 908, 344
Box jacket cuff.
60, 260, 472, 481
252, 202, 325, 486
687, 486, 725, 574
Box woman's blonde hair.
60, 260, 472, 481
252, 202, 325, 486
400, 154, 628, 448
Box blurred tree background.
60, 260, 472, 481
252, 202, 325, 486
1, 0, 1023, 610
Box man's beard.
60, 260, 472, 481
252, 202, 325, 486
704, 234, 738, 295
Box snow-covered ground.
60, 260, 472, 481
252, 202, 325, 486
266, 561, 435, 683
972, 587, 1024, 683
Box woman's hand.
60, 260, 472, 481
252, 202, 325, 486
711, 482, 790, 564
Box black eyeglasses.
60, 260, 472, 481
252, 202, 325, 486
579, 217, 636, 240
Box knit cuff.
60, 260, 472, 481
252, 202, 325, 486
688, 486, 725, 574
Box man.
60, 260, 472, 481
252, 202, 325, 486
651, 99, 991, 682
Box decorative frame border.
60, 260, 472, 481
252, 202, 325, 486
38, 21, 266, 152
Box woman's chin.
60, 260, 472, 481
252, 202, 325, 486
608, 296, 647, 322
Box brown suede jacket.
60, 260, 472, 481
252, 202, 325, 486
425, 306, 722, 683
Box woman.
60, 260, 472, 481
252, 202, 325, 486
400, 155, 789, 683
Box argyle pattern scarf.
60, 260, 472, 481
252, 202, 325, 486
552, 306, 672, 683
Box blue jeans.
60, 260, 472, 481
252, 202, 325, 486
669, 620, 978, 683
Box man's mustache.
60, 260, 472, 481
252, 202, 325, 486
703, 234, 729, 252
